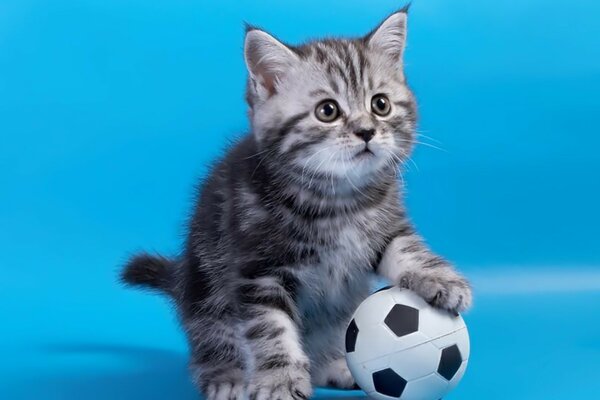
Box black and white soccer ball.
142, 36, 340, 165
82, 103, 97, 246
345, 286, 470, 400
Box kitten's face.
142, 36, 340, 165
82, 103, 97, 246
244, 11, 416, 187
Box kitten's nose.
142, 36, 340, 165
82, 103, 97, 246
354, 128, 376, 143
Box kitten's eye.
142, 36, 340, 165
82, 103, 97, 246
371, 94, 391, 116
315, 100, 340, 122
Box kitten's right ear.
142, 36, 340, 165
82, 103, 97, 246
244, 26, 298, 100
366, 7, 409, 68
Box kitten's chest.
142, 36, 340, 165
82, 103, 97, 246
321, 221, 376, 271
295, 212, 384, 315
316, 210, 382, 270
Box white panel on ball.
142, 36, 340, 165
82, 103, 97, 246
387, 342, 441, 381
350, 325, 430, 365
389, 287, 429, 310
418, 306, 466, 340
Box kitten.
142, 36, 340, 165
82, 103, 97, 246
121, 7, 472, 400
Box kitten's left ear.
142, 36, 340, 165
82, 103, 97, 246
366, 7, 409, 66
244, 26, 298, 100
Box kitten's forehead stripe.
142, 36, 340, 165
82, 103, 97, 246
330, 61, 349, 91
313, 45, 327, 63
349, 46, 361, 95
328, 77, 340, 94
353, 42, 368, 84
337, 42, 358, 96
338, 43, 357, 92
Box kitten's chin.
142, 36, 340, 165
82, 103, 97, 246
350, 146, 388, 169
336, 153, 386, 182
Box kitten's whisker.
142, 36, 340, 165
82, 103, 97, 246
387, 147, 414, 173
342, 152, 357, 190
341, 149, 368, 200
397, 150, 419, 172
414, 141, 447, 152
415, 131, 444, 145
307, 147, 335, 190
384, 149, 406, 187
301, 145, 336, 186
250, 147, 278, 180
396, 138, 448, 153
327, 151, 338, 196
244, 148, 272, 160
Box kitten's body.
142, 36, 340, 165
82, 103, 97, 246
185, 134, 397, 389
122, 9, 472, 400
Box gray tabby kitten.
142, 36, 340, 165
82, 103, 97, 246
121, 7, 472, 400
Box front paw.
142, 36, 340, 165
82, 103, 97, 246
248, 363, 312, 400
399, 269, 472, 314
204, 381, 245, 400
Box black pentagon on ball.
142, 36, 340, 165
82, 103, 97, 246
437, 344, 463, 380
384, 304, 419, 337
345, 319, 359, 353
372, 368, 407, 397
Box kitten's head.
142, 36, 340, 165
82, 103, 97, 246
244, 8, 416, 188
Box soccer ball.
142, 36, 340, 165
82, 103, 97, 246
345, 286, 470, 400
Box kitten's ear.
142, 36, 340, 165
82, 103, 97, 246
244, 26, 298, 99
366, 8, 409, 65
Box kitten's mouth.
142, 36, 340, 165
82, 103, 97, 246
355, 146, 375, 159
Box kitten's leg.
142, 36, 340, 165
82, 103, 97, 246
377, 229, 472, 314
239, 277, 312, 400
186, 316, 247, 400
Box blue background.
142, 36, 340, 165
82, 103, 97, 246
1, 0, 599, 399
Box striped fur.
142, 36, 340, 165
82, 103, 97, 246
122, 8, 471, 400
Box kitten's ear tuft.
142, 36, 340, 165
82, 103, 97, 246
398, 2, 412, 14
244, 22, 258, 33
244, 28, 298, 99
366, 8, 409, 65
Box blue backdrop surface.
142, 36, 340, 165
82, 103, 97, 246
1, 0, 599, 399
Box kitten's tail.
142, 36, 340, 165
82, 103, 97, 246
120, 253, 175, 295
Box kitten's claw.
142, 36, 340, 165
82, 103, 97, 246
399, 276, 410, 288
294, 389, 309, 400
400, 269, 472, 314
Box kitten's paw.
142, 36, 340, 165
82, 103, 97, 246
205, 381, 246, 400
248, 363, 312, 400
191, 365, 246, 400
399, 269, 472, 314
313, 358, 356, 389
